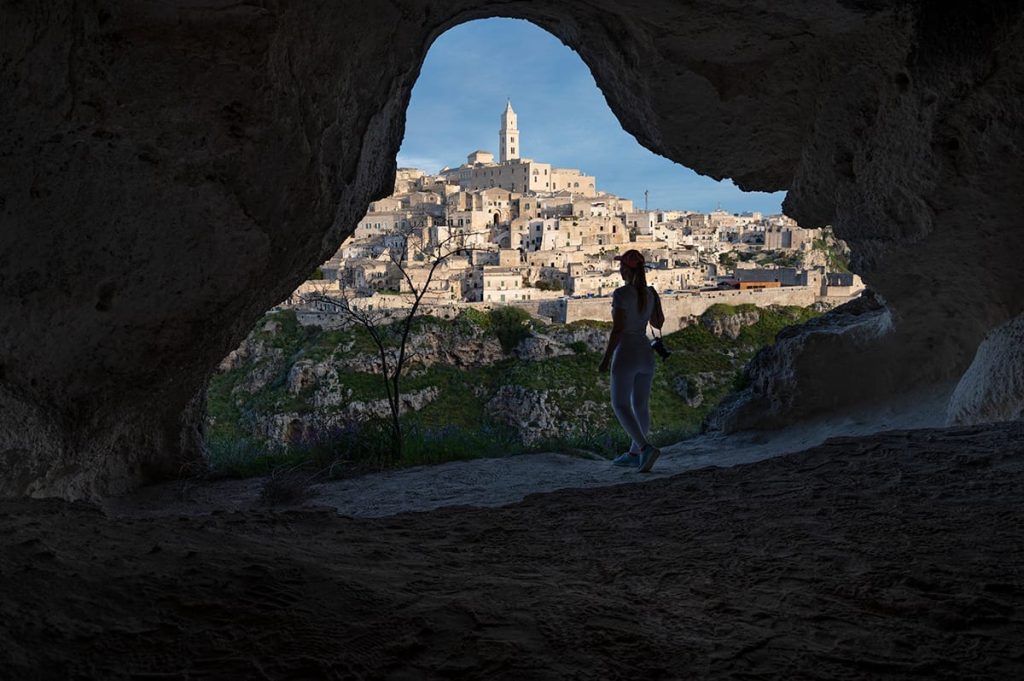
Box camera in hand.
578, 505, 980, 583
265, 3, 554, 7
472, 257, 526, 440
651, 337, 671, 360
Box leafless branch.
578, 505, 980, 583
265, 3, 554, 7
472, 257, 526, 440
298, 226, 494, 460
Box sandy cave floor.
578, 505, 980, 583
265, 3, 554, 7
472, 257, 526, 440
2, 421, 1024, 679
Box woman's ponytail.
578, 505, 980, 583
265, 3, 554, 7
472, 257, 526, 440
632, 265, 648, 312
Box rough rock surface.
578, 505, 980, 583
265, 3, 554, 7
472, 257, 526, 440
700, 309, 761, 339
2, 2, 1023, 496
405, 325, 506, 369
3, 424, 1024, 678
260, 387, 440, 445
672, 372, 726, 409
947, 313, 1024, 426
512, 335, 574, 362
707, 290, 899, 432
486, 386, 604, 445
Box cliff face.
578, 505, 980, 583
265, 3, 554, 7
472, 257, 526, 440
2, 2, 1023, 497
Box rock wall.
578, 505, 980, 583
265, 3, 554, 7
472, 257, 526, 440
707, 291, 897, 432
562, 286, 821, 331
946, 313, 1024, 426
2, 1, 1023, 497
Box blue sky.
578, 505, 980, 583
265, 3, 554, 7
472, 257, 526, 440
397, 18, 786, 215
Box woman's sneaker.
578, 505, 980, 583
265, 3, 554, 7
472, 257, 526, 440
638, 444, 660, 473
611, 452, 639, 467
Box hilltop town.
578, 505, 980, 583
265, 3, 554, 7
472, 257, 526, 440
290, 102, 863, 330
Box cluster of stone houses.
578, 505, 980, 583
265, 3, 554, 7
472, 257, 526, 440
303, 102, 860, 311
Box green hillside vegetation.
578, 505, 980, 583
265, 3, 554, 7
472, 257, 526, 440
812, 227, 851, 273
206, 304, 820, 477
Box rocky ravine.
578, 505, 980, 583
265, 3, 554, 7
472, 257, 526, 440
211, 312, 614, 447
208, 306, 786, 453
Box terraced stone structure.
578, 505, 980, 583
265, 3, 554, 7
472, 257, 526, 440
2, 1, 1022, 497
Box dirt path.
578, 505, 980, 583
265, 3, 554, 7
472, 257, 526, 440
3, 422, 1023, 679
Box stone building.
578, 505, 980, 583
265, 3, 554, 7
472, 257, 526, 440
343, 259, 401, 293
566, 263, 624, 297
764, 224, 815, 251
625, 211, 659, 235
734, 266, 802, 287
471, 266, 534, 303
440, 102, 598, 197
646, 266, 707, 291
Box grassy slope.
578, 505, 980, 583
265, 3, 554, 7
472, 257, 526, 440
206, 305, 819, 475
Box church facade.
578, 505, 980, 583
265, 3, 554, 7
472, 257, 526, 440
440, 101, 598, 197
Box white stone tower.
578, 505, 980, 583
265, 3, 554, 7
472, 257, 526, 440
499, 99, 519, 163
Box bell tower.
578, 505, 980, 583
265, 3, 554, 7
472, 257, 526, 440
499, 99, 519, 163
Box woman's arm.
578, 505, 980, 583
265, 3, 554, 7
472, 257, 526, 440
651, 288, 665, 330
598, 307, 627, 373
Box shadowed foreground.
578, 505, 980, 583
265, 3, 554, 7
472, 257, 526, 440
3, 424, 1023, 679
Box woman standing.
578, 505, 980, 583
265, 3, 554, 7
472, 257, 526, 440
598, 249, 666, 472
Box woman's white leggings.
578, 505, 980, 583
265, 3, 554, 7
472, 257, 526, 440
610, 341, 655, 452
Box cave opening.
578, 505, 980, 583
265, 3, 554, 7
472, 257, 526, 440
1, 2, 1019, 505
2, 4, 1023, 675
201, 17, 849, 490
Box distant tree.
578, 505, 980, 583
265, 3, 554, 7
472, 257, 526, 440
780, 251, 804, 269
305, 224, 486, 461
308, 267, 326, 280
489, 306, 532, 352
759, 250, 803, 269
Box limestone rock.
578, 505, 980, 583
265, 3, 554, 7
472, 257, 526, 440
408, 326, 505, 368
946, 314, 1024, 426
513, 335, 573, 362
259, 387, 440, 445
673, 377, 703, 409
346, 387, 440, 422
286, 361, 320, 395
485, 385, 607, 445
701, 309, 761, 340
312, 381, 353, 410
236, 357, 285, 395
706, 291, 896, 432
550, 327, 607, 353
486, 386, 563, 445
331, 323, 505, 374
